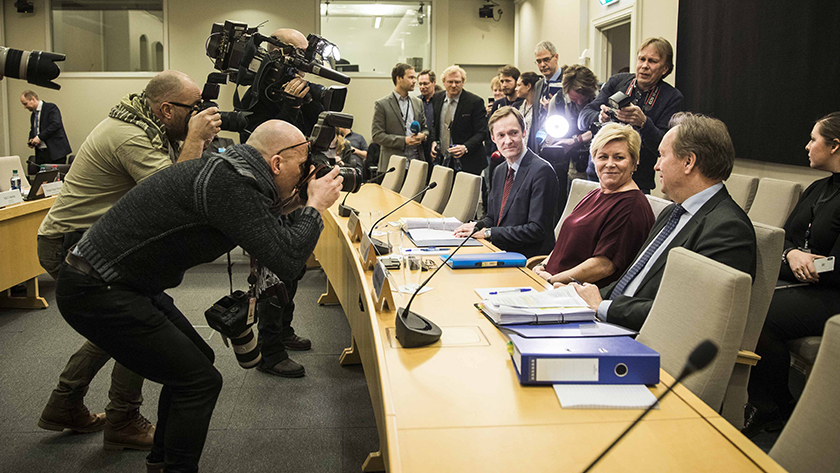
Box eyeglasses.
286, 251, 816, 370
166, 101, 200, 113
535, 56, 554, 65
276, 140, 310, 157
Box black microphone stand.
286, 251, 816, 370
368, 182, 437, 255
339, 167, 396, 217
395, 221, 486, 348
581, 340, 719, 473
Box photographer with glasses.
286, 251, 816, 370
36, 70, 220, 452
55, 120, 343, 473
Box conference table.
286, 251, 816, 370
313, 184, 784, 472
0, 196, 54, 309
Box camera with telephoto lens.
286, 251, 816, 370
0, 46, 65, 90
204, 290, 262, 369
297, 111, 363, 202
204, 20, 350, 114
198, 72, 252, 132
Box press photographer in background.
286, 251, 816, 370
579, 37, 683, 193
55, 120, 344, 472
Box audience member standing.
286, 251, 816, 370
430, 65, 487, 175
372, 63, 429, 171
21, 90, 72, 166
528, 41, 563, 153
580, 37, 683, 193
417, 69, 438, 162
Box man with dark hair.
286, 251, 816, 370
20, 90, 72, 165
572, 113, 756, 331
372, 63, 429, 171
36, 70, 221, 451
417, 69, 437, 162
55, 120, 344, 473
430, 65, 488, 176
454, 107, 558, 258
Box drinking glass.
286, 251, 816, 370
404, 255, 423, 291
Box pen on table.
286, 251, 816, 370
569, 277, 583, 285
489, 288, 532, 295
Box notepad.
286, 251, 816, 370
553, 384, 659, 410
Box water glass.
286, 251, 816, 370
404, 255, 423, 290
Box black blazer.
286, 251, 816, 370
431, 89, 488, 175
600, 186, 757, 331
30, 101, 72, 163
480, 149, 560, 258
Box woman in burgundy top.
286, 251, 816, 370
533, 123, 655, 287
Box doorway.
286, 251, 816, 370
603, 22, 631, 77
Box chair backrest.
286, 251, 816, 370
380, 155, 407, 191
441, 172, 481, 223
724, 173, 760, 212
637, 247, 751, 411
555, 179, 599, 238
646, 194, 672, 219
748, 178, 804, 227
421, 165, 454, 213
743, 222, 785, 351
770, 314, 840, 473
399, 160, 429, 200
0, 155, 23, 192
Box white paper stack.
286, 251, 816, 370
553, 384, 659, 410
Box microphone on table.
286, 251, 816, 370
581, 340, 719, 473
339, 166, 396, 217
396, 220, 486, 348
368, 182, 437, 255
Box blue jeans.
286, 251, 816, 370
56, 264, 220, 473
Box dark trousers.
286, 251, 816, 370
257, 273, 300, 367
34, 147, 64, 165
56, 265, 220, 473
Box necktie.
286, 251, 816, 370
34, 110, 40, 136
498, 167, 515, 225
441, 99, 454, 150
611, 204, 687, 296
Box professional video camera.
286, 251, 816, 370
199, 72, 252, 132
204, 20, 350, 114
297, 111, 363, 201
0, 46, 65, 90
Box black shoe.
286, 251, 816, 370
257, 358, 306, 378
282, 334, 312, 351
741, 403, 786, 439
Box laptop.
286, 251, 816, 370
0, 155, 27, 192
24, 170, 60, 201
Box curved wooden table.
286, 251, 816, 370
313, 185, 783, 472
0, 197, 54, 309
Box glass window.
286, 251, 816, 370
320, 1, 431, 75
51, 1, 165, 72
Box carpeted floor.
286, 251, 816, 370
0, 253, 378, 472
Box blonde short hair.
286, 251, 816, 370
590, 123, 641, 165
490, 76, 501, 91
441, 65, 466, 83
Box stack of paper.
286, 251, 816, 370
480, 286, 595, 325
553, 384, 658, 410
399, 217, 462, 231
406, 228, 482, 247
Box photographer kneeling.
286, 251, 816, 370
54, 120, 343, 473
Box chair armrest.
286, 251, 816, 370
736, 350, 761, 366
526, 256, 547, 270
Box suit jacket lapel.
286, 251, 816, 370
387, 94, 403, 126
498, 151, 533, 224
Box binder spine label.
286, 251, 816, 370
479, 261, 498, 267
535, 358, 599, 382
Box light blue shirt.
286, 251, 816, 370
597, 183, 724, 321
505, 148, 528, 179
394, 91, 421, 162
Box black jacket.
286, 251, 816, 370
430, 89, 488, 175
30, 101, 72, 163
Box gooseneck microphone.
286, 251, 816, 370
581, 340, 719, 473
338, 166, 396, 217
395, 220, 486, 348
368, 182, 438, 255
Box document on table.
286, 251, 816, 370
399, 217, 462, 231
406, 228, 482, 247
553, 384, 659, 410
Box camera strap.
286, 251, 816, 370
626, 78, 661, 112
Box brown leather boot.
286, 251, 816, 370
103, 410, 155, 451
38, 402, 106, 433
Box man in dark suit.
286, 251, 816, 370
21, 90, 72, 165
528, 40, 563, 153
573, 112, 757, 331
430, 65, 487, 176
454, 107, 559, 258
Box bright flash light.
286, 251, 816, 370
331, 45, 340, 61
544, 115, 569, 138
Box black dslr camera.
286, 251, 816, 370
198, 72, 252, 133
604, 91, 633, 121
204, 290, 262, 369
296, 111, 363, 201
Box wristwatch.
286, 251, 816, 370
484, 228, 491, 239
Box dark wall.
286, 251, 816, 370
676, 1, 840, 166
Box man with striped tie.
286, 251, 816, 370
571, 112, 756, 331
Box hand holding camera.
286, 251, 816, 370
282, 77, 310, 107
187, 106, 222, 143
304, 164, 344, 211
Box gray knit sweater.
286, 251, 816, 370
76, 144, 323, 295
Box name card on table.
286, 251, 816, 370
347, 210, 363, 242
42, 181, 63, 197
359, 232, 377, 270
371, 261, 395, 311
0, 189, 23, 208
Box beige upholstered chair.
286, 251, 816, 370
724, 173, 760, 212
441, 172, 481, 223
748, 178, 804, 227
787, 337, 821, 378
421, 165, 454, 213
720, 222, 785, 428
770, 314, 840, 473
555, 179, 599, 238
646, 194, 672, 219
637, 247, 752, 411
380, 155, 407, 191
399, 160, 429, 201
